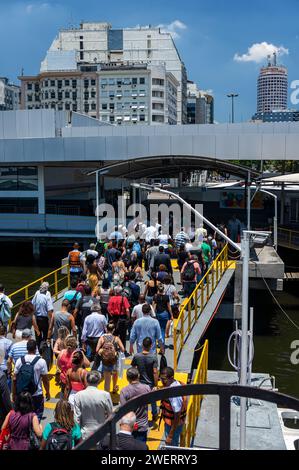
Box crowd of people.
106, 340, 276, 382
0, 218, 236, 451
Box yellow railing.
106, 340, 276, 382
8, 264, 70, 316
173, 245, 228, 371
181, 339, 209, 447
276, 226, 299, 250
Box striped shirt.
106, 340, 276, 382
8, 340, 39, 364
175, 231, 190, 248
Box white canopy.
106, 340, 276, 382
261, 173, 299, 184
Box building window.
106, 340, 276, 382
65, 91, 70, 98
72, 80, 77, 88
101, 90, 107, 97
84, 79, 89, 88
27, 83, 32, 90
44, 80, 48, 87
65, 79, 70, 86
91, 79, 96, 86
152, 78, 164, 86
91, 103, 96, 110
65, 103, 70, 110
123, 78, 131, 85
72, 92, 77, 100
109, 115, 115, 122
45, 92, 48, 99
109, 103, 114, 109
101, 115, 108, 121
51, 92, 55, 99
101, 79, 107, 85
0, 166, 38, 191
109, 78, 115, 85
140, 77, 145, 84
27, 95, 32, 102
140, 114, 145, 121
84, 104, 89, 112
84, 92, 89, 100
109, 91, 115, 98
132, 78, 137, 85
117, 79, 122, 86
58, 92, 63, 100
50, 80, 55, 87
57, 80, 62, 88
91, 91, 96, 98
102, 103, 107, 110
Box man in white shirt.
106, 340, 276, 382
143, 225, 158, 244
0, 284, 13, 328
13, 339, 50, 421
32, 282, 53, 349
74, 371, 113, 440
81, 303, 107, 360
131, 295, 156, 321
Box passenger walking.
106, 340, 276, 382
40, 399, 82, 450
129, 304, 164, 355
120, 368, 151, 443
13, 339, 50, 421
47, 299, 76, 342
1, 392, 42, 450
32, 282, 53, 349
160, 367, 187, 447
81, 303, 107, 361
10, 301, 40, 341
107, 286, 130, 352
95, 323, 125, 393
0, 324, 12, 376
73, 371, 113, 440
99, 412, 148, 450
153, 284, 173, 344
0, 284, 13, 328
68, 242, 85, 282
64, 350, 88, 407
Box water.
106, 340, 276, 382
1, 250, 299, 398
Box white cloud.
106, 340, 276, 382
234, 42, 289, 63
26, 2, 50, 14
157, 20, 187, 39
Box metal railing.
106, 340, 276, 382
183, 339, 209, 447
74, 382, 299, 450
276, 226, 299, 250
8, 264, 70, 316
173, 245, 228, 370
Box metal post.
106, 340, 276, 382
258, 188, 278, 251
247, 172, 251, 231
96, 170, 99, 241
240, 232, 250, 450
248, 307, 254, 387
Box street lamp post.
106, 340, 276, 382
131, 182, 270, 450
227, 93, 239, 123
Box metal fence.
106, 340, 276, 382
8, 264, 70, 316
277, 226, 299, 250
173, 245, 228, 370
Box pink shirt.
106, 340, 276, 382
58, 350, 74, 384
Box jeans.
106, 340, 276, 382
35, 316, 49, 350
32, 394, 44, 422
156, 311, 169, 344
164, 423, 183, 447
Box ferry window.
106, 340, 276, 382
0, 167, 38, 191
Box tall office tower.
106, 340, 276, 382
0, 77, 20, 111
19, 22, 187, 124
257, 53, 288, 113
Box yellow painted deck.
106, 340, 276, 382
45, 361, 187, 450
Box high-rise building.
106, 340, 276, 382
0, 77, 20, 111
251, 109, 299, 122
187, 80, 214, 124
19, 22, 186, 124
257, 53, 288, 113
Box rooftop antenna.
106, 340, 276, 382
267, 54, 271, 67
273, 51, 277, 66
21, 67, 24, 76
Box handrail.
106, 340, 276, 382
74, 382, 299, 450
183, 339, 209, 447
173, 245, 228, 370
8, 264, 70, 315
275, 226, 299, 250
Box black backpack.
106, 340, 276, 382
69, 291, 79, 313
16, 356, 40, 395
182, 261, 195, 282
45, 424, 73, 450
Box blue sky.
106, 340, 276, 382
1, 0, 299, 122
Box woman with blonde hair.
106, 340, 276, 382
40, 399, 81, 449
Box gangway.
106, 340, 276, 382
172, 245, 235, 371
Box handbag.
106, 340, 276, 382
28, 415, 40, 451
0, 426, 11, 451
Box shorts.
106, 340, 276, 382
98, 362, 118, 373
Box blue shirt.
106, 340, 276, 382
130, 316, 163, 353
63, 290, 82, 304
32, 290, 53, 317
8, 340, 39, 364
81, 313, 107, 342
0, 336, 12, 371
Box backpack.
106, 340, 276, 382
100, 336, 118, 366
69, 291, 79, 313
182, 261, 195, 282
132, 241, 141, 255
0, 298, 11, 324
45, 424, 73, 450
16, 356, 40, 395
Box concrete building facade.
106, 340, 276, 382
187, 80, 214, 124
19, 22, 186, 124
257, 54, 288, 113
0, 77, 20, 111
